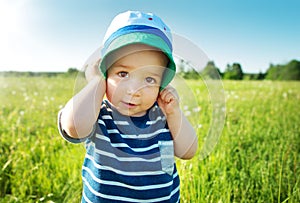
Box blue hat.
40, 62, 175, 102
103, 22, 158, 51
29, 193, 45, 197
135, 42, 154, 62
99, 10, 176, 90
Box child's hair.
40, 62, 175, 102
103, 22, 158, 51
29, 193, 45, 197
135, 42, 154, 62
99, 10, 176, 90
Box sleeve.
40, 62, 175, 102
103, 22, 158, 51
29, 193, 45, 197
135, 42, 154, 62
57, 109, 96, 144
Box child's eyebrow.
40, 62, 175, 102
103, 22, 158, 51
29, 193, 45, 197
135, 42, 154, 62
115, 64, 162, 72
109, 64, 131, 72
113, 64, 133, 70
112, 63, 164, 77
146, 71, 163, 77
118, 64, 132, 69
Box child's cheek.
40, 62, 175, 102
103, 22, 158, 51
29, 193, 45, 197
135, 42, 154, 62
106, 79, 117, 101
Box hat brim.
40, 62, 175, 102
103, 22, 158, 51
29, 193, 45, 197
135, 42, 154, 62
99, 32, 176, 90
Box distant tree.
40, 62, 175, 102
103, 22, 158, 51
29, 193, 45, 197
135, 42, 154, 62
67, 67, 79, 74
244, 71, 265, 80
176, 59, 200, 79
281, 60, 300, 80
256, 71, 265, 80
265, 64, 281, 80
200, 61, 222, 79
177, 59, 186, 73
265, 60, 300, 80
223, 63, 244, 80
183, 68, 201, 80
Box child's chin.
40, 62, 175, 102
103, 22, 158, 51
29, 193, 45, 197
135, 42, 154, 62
119, 109, 146, 117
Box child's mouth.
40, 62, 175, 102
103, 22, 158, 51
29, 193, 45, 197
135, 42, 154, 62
122, 102, 137, 108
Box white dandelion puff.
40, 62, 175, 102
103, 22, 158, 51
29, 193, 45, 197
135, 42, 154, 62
282, 92, 287, 98
193, 107, 201, 112
184, 110, 191, 116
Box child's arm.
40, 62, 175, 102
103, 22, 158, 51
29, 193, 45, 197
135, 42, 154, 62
60, 60, 106, 139
157, 86, 198, 160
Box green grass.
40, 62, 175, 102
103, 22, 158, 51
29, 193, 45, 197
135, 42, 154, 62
0, 76, 299, 202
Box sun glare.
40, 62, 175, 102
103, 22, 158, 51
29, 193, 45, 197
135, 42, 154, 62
0, 0, 30, 70
0, 1, 21, 37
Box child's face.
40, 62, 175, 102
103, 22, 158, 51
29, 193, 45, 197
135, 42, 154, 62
106, 44, 168, 117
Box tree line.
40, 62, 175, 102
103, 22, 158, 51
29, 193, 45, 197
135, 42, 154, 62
1, 59, 299, 81
0, 68, 79, 77
178, 59, 300, 80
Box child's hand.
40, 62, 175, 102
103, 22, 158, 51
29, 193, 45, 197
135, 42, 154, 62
157, 85, 180, 116
84, 58, 102, 83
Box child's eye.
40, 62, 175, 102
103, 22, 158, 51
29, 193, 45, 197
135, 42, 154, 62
118, 71, 129, 78
145, 77, 156, 84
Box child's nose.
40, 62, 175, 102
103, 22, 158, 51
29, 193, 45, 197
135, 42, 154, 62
126, 80, 143, 96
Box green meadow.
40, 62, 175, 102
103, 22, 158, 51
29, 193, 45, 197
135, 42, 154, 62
0, 76, 299, 202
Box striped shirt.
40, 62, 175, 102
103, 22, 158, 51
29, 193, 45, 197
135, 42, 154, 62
58, 100, 180, 202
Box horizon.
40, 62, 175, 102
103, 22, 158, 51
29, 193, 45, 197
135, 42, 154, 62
3, 58, 298, 75
0, 57, 298, 74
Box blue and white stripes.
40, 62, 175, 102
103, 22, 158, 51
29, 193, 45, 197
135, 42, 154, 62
60, 100, 180, 202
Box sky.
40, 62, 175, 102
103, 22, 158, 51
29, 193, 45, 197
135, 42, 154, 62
0, 0, 299, 73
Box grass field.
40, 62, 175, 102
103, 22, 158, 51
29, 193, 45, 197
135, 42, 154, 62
0, 76, 299, 202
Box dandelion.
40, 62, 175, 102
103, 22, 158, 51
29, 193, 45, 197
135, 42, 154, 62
11, 90, 16, 95
184, 110, 191, 116
225, 92, 231, 100
193, 106, 201, 112
19, 111, 25, 116
282, 92, 287, 98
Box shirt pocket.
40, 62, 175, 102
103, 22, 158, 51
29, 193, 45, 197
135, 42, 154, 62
158, 141, 175, 176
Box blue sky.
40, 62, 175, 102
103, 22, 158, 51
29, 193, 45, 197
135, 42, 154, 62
0, 0, 299, 73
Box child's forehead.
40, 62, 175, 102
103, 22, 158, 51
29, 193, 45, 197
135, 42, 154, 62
106, 43, 168, 68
